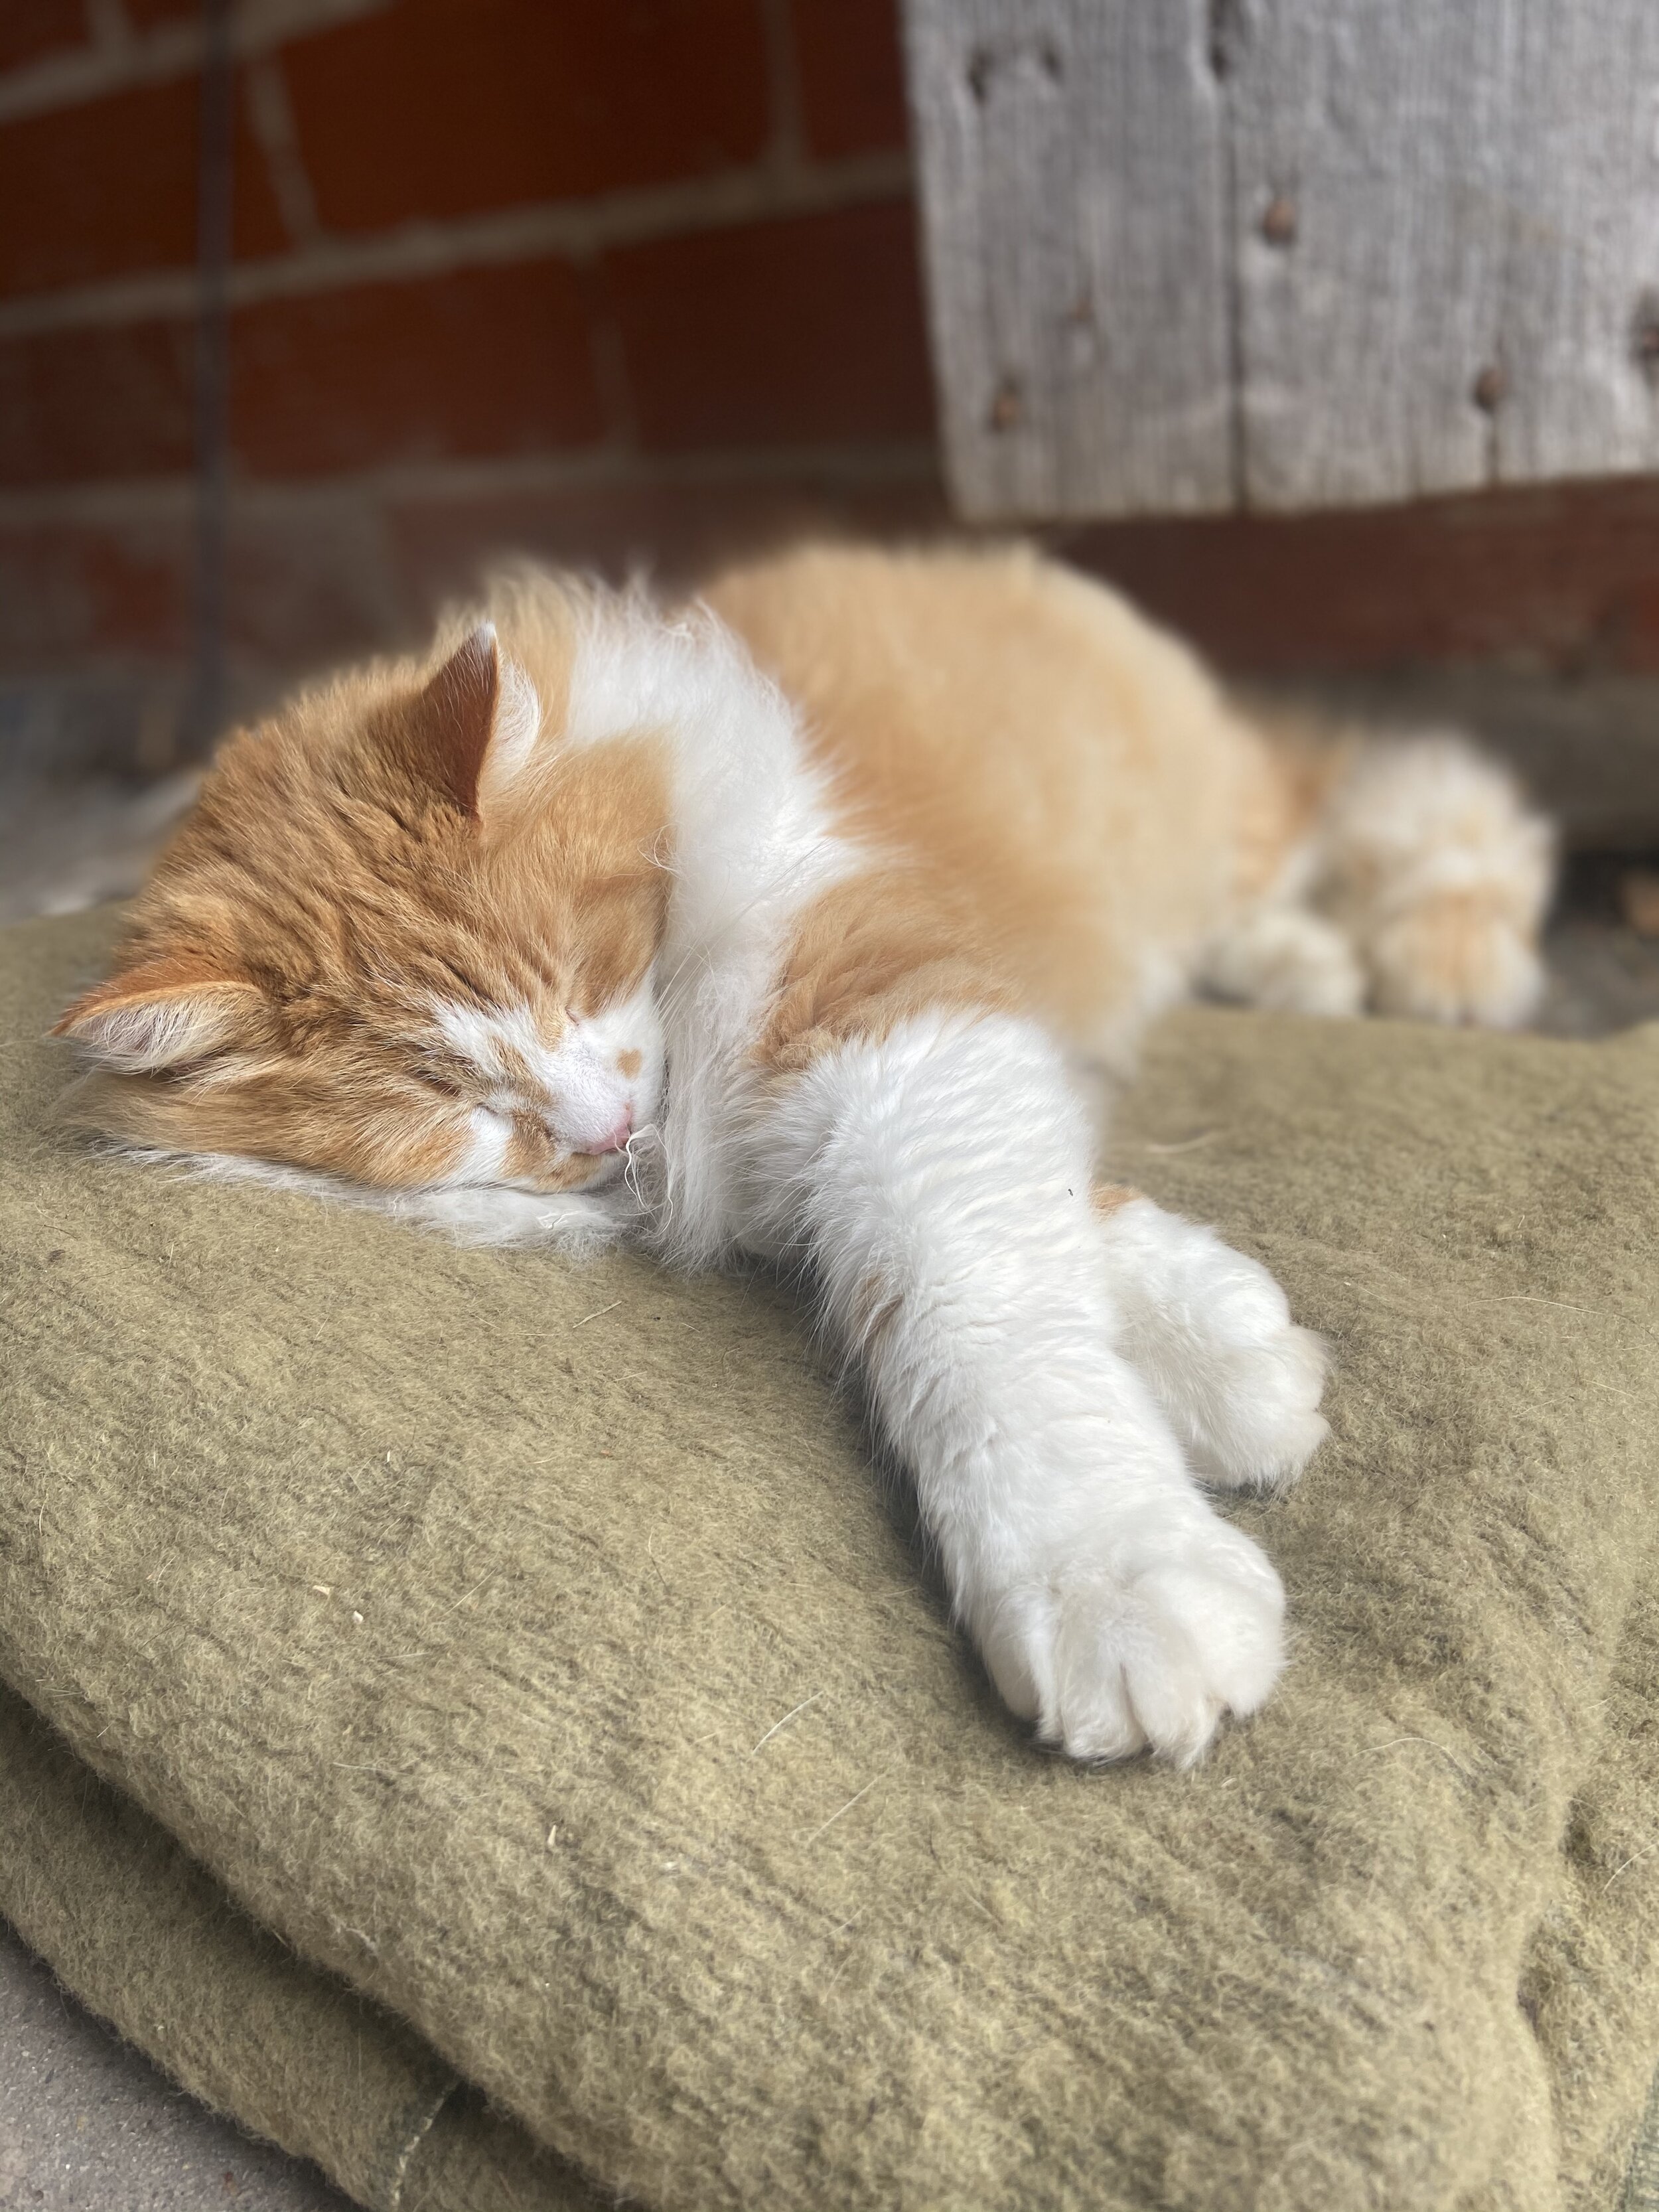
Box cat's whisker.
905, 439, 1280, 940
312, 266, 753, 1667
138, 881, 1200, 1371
621, 1121, 663, 1209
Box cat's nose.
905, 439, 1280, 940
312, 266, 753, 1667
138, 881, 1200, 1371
593, 1108, 633, 1154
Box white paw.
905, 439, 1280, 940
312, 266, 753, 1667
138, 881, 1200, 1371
1321, 733, 1554, 1029
978, 1510, 1285, 1765
1367, 899, 1545, 1029
1101, 1200, 1329, 1491
1200, 906, 1365, 1018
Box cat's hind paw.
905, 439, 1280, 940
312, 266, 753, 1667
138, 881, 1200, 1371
1323, 735, 1554, 1030
979, 1511, 1286, 1765
1366, 894, 1545, 1029
1199, 905, 1366, 1017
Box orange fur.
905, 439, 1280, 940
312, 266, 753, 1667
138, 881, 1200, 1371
1228, 700, 1356, 904
56, 592, 669, 1189
751, 866, 1019, 1074
706, 543, 1281, 1070
55, 540, 1550, 1193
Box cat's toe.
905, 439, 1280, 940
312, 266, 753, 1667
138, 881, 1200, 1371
981, 1514, 1286, 1765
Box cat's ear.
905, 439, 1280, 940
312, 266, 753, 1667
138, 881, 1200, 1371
403, 622, 541, 819
52, 954, 269, 1070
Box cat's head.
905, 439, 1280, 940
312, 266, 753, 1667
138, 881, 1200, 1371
53, 599, 671, 1198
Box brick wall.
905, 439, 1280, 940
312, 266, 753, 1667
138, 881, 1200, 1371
7, 0, 1659, 790
0, 0, 942, 718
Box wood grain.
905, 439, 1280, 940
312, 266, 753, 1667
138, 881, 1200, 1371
901, 0, 1234, 518
902, 0, 1659, 518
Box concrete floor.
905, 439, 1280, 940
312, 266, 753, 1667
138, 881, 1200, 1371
0, 1925, 350, 2211
3, 759, 1659, 2212
1535, 859, 1659, 1037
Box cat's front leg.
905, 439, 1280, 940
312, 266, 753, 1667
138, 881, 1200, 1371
747, 1012, 1287, 1763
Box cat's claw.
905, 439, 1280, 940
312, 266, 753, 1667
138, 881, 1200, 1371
978, 1511, 1286, 1765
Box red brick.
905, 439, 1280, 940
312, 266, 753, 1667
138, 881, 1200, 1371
605, 200, 934, 452
0, 503, 429, 676
220, 504, 419, 666
0, 519, 190, 664
0, 0, 90, 74
0, 72, 289, 298
230, 259, 606, 478
387, 458, 947, 610
123, 0, 208, 23
282, 0, 770, 234
1060, 476, 1659, 678
0, 318, 194, 484
791, 0, 908, 158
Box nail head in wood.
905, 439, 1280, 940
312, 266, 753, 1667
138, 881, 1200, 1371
1260, 195, 1297, 247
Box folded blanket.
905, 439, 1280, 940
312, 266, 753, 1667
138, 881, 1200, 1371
0, 1680, 586, 2211
3, 907, 1658, 2211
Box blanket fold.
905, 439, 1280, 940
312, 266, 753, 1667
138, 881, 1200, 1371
0, 1682, 598, 2211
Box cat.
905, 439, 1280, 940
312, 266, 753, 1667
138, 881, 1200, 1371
52, 542, 1554, 1765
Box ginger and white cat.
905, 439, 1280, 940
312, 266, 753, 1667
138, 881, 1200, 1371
54, 544, 1553, 1765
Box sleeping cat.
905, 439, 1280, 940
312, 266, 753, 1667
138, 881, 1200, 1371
52, 543, 1553, 1765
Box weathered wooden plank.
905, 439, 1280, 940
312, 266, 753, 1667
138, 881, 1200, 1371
903, 0, 1659, 518
900, 0, 1234, 519
1226, 0, 1516, 506
1497, 1, 1659, 484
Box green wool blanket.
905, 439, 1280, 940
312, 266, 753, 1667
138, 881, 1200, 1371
3, 906, 1659, 2212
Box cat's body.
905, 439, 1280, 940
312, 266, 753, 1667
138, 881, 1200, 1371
55, 543, 1553, 1764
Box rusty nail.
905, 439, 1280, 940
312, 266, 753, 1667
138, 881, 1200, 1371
989, 377, 1023, 433
1472, 363, 1507, 412
1260, 195, 1297, 247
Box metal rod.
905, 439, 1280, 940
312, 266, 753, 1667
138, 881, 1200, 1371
186, 0, 236, 754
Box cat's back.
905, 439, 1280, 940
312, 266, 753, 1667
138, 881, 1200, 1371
703, 542, 1267, 1043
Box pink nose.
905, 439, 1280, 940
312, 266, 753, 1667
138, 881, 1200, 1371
593, 1110, 633, 1155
